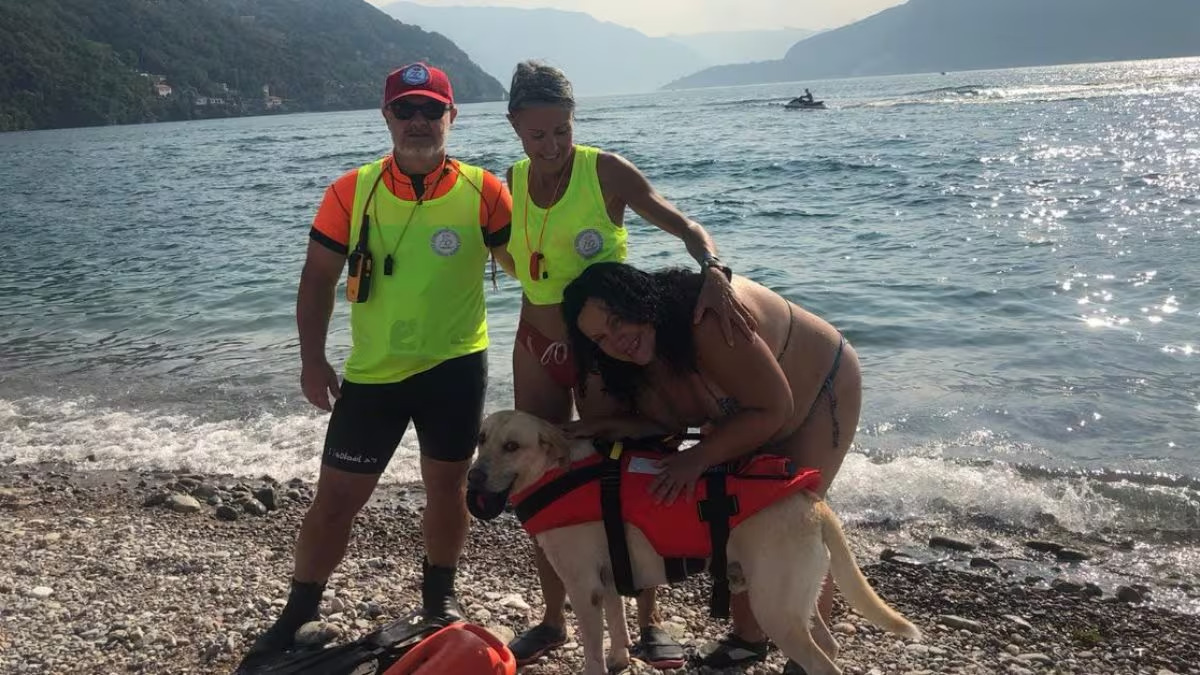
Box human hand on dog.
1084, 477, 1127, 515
561, 417, 617, 439
651, 447, 710, 505
562, 416, 664, 441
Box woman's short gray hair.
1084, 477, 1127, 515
508, 60, 576, 114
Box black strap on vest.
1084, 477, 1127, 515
513, 437, 726, 604
512, 462, 606, 525
600, 456, 638, 597
697, 468, 740, 618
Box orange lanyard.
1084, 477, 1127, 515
523, 160, 569, 280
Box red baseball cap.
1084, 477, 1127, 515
383, 63, 454, 107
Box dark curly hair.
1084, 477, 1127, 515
561, 262, 704, 410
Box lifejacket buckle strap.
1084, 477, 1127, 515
696, 494, 740, 521
600, 457, 638, 598
698, 473, 736, 619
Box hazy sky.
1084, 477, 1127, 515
370, 0, 906, 35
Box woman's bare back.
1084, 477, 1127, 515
636, 276, 845, 441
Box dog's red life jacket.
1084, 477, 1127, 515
510, 450, 821, 559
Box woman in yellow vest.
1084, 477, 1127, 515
503, 60, 755, 670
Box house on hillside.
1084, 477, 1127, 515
262, 85, 283, 109
154, 83, 173, 97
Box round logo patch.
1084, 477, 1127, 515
431, 228, 461, 256
401, 64, 430, 86
574, 229, 604, 258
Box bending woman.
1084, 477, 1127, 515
503, 60, 754, 668
562, 261, 862, 672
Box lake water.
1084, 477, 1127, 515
2, 57, 1197, 609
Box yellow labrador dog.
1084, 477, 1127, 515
467, 410, 920, 675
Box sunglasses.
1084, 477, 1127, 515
389, 100, 450, 121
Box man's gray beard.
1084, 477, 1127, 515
395, 142, 444, 163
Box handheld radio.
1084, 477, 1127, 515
346, 214, 374, 303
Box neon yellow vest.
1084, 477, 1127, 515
344, 158, 488, 384
509, 145, 628, 305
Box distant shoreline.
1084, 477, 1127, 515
0, 95, 508, 135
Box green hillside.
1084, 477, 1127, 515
0, 0, 505, 132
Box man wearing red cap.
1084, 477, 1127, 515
238, 62, 515, 669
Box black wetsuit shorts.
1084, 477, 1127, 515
321, 350, 487, 472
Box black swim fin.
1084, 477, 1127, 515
235, 611, 441, 675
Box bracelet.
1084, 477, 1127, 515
701, 255, 732, 281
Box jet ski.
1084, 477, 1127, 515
785, 97, 826, 110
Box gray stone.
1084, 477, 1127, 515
294, 621, 340, 647
500, 594, 530, 611
141, 492, 167, 508
486, 624, 515, 644
1024, 541, 1063, 554
191, 484, 219, 500
939, 615, 984, 632
252, 487, 277, 511
1003, 614, 1034, 631
165, 494, 202, 514
239, 498, 268, 517
906, 643, 931, 655
214, 505, 240, 521
1051, 579, 1084, 594
930, 536, 976, 552
1055, 548, 1091, 562
1116, 585, 1145, 603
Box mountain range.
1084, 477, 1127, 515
7, 0, 1199, 132
383, 1, 812, 95
666, 0, 1200, 89
667, 28, 817, 67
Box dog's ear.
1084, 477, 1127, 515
538, 423, 571, 469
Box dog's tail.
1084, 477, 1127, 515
817, 501, 922, 640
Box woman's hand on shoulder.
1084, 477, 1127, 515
696, 270, 757, 345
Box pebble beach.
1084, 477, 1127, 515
2, 465, 1197, 675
